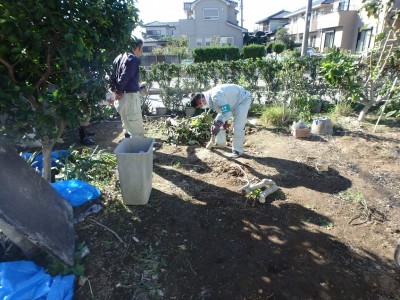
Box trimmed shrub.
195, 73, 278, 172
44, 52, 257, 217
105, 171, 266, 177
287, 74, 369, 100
265, 42, 273, 54
193, 46, 240, 62
272, 42, 285, 54
242, 44, 266, 60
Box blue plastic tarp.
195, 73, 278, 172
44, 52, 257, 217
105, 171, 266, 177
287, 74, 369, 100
51, 179, 101, 207
21, 150, 70, 174
0, 261, 74, 300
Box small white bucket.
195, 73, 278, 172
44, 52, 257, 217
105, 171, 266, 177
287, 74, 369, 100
215, 129, 227, 147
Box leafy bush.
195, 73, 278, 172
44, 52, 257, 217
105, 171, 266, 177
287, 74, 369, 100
248, 104, 266, 117
56, 146, 117, 183
293, 94, 315, 121
265, 42, 273, 54
241, 44, 265, 60
272, 42, 285, 54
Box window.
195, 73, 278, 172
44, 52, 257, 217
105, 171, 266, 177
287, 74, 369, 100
355, 28, 372, 53
312, 10, 318, 19
324, 31, 335, 48
203, 8, 219, 20
142, 46, 154, 53
220, 37, 234, 46
205, 38, 211, 46
310, 35, 316, 47
338, 0, 350, 11
196, 38, 202, 47
147, 30, 161, 36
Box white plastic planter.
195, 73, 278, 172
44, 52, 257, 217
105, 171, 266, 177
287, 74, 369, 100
311, 117, 333, 135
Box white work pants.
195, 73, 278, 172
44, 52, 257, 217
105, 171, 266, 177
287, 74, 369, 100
232, 95, 252, 154
115, 92, 144, 137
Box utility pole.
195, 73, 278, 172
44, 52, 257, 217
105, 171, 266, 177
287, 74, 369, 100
301, 0, 312, 56
240, 0, 244, 28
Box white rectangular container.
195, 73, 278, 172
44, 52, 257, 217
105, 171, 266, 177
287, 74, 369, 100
114, 137, 154, 205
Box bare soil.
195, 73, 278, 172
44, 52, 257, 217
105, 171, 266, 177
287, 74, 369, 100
23, 116, 400, 299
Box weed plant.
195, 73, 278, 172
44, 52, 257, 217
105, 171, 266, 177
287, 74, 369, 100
334, 101, 354, 117
259, 106, 290, 127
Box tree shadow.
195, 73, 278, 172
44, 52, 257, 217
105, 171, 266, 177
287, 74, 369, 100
209, 148, 351, 194
126, 155, 399, 299
346, 130, 400, 143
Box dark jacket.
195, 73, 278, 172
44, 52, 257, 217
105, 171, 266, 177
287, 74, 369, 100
113, 52, 140, 93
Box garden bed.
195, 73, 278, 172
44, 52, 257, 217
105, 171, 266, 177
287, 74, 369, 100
6, 116, 400, 299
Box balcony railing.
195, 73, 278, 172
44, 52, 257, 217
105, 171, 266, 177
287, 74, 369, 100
316, 5, 358, 17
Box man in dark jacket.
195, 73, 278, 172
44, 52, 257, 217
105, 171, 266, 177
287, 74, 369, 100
113, 38, 144, 138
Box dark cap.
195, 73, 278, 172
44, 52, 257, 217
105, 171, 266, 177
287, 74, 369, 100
132, 37, 143, 48
190, 93, 203, 107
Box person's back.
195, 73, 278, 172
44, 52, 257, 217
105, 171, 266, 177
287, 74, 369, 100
112, 38, 144, 138
113, 52, 141, 96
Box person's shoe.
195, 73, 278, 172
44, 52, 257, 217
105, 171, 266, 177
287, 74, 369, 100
231, 150, 243, 158
86, 130, 96, 136
80, 138, 96, 146
124, 133, 131, 138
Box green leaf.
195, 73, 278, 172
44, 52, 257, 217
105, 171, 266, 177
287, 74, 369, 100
385, 110, 396, 117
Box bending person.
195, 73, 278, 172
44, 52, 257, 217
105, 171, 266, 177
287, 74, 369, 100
190, 84, 252, 158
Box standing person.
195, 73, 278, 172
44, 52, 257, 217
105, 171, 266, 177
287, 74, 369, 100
78, 112, 96, 145
113, 38, 144, 138
190, 84, 252, 158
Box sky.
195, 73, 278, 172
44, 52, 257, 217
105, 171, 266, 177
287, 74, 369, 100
133, 0, 303, 36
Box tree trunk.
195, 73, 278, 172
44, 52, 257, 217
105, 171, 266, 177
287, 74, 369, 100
358, 100, 374, 122
357, 81, 375, 122
39, 119, 66, 182
41, 136, 54, 182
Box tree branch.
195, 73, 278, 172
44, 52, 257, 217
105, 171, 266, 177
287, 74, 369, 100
34, 45, 53, 92
0, 58, 17, 83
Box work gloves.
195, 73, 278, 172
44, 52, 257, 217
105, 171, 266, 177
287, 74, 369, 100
223, 121, 230, 130
211, 120, 224, 136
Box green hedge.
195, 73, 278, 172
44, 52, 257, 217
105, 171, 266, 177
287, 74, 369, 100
241, 44, 265, 60
193, 46, 240, 62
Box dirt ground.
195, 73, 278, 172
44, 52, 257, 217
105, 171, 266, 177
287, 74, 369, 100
14, 115, 400, 299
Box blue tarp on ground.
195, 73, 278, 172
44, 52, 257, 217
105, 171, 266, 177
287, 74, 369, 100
0, 261, 74, 300
21, 150, 70, 174
51, 179, 101, 207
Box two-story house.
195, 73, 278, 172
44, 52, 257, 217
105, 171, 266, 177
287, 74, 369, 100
255, 10, 290, 40
142, 21, 179, 55
178, 0, 247, 49
284, 0, 399, 54
142, 0, 247, 53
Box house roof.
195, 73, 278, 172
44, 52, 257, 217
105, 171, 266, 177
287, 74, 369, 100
255, 10, 291, 24
185, 0, 237, 9
286, 0, 334, 17
143, 21, 177, 28
226, 21, 248, 32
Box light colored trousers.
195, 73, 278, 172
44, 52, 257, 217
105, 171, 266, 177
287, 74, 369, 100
232, 94, 252, 154
114, 92, 144, 137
